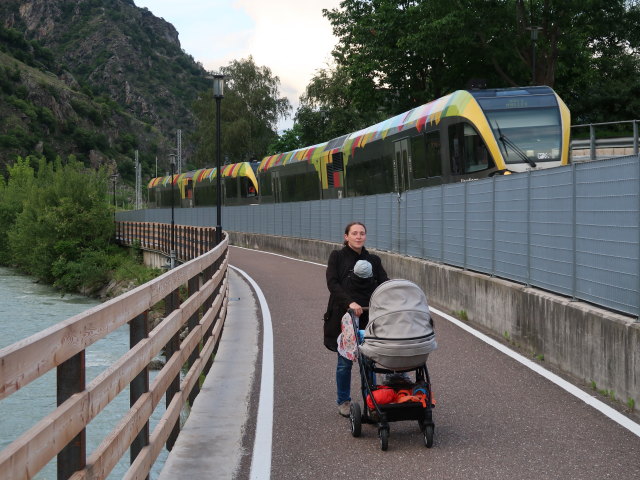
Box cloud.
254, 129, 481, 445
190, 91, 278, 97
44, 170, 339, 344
232, 1, 340, 129
135, 0, 341, 131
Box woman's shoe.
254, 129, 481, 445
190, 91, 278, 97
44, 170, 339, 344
338, 401, 351, 417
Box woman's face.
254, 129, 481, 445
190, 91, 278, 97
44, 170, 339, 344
345, 224, 366, 251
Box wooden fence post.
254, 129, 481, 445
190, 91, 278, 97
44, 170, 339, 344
164, 289, 181, 451
129, 313, 149, 477
57, 352, 86, 480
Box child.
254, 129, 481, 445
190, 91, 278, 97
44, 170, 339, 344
348, 260, 378, 329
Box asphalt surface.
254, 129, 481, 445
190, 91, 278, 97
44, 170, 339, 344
228, 246, 640, 480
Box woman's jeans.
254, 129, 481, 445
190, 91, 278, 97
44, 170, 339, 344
336, 354, 353, 405
336, 353, 375, 405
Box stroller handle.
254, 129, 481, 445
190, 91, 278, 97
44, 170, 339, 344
348, 307, 369, 312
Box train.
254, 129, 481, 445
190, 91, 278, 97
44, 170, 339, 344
148, 86, 571, 208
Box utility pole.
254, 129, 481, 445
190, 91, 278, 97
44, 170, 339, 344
169, 154, 176, 269
134, 150, 142, 209
177, 129, 182, 174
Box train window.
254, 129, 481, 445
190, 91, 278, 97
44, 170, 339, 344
448, 123, 490, 175
411, 135, 427, 180
225, 177, 238, 199
260, 171, 273, 196
425, 131, 442, 177
281, 171, 320, 201
484, 108, 561, 164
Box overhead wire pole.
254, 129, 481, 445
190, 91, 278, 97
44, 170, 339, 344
169, 154, 177, 269
177, 129, 182, 174
135, 149, 141, 209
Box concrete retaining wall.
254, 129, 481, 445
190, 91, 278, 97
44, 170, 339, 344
143, 250, 170, 269
229, 231, 639, 414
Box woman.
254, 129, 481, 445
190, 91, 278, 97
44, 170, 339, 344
324, 222, 389, 417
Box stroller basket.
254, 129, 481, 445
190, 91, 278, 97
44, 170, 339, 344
359, 279, 437, 370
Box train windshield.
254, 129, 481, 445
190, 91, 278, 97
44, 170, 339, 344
474, 90, 562, 166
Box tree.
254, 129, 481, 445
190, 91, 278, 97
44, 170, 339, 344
322, 0, 640, 123
294, 64, 378, 146
0, 157, 35, 263
192, 56, 291, 166
267, 123, 304, 154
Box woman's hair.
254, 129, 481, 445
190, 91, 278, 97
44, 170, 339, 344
343, 221, 366, 245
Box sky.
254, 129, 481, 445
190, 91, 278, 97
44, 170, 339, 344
133, 0, 341, 132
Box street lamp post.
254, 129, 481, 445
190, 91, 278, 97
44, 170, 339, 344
213, 74, 224, 245
527, 26, 543, 85
169, 154, 176, 269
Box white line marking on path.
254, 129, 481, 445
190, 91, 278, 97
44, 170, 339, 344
230, 265, 274, 480
232, 245, 326, 267
230, 246, 640, 438
430, 306, 640, 438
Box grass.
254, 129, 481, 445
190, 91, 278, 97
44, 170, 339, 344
590, 382, 637, 413
452, 310, 468, 321
592, 384, 616, 401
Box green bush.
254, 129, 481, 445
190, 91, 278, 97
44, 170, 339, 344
0, 134, 20, 148
4, 156, 114, 286
37, 106, 55, 128
51, 248, 112, 292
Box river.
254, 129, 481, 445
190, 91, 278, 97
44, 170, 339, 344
0, 267, 168, 479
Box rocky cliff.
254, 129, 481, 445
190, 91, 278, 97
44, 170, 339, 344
0, 0, 210, 181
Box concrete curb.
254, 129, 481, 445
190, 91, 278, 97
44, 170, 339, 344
158, 269, 259, 479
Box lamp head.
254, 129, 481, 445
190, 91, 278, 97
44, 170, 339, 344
527, 26, 543, 40
213, 74, 224, 99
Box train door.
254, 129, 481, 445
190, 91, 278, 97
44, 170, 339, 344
221, 179, 227, 206
271, 170, 282, 203
183, 178, 193, 208
394, 139, 411, 193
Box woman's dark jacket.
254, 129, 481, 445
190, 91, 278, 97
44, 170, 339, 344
324, 245, 389, 351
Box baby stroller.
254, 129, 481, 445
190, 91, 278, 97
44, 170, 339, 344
348, 279, 437, 450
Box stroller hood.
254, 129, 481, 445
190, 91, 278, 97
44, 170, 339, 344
360, 279, 437, 370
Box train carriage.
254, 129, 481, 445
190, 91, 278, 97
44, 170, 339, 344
147, 86, 570, 209
259, 86, 570, 201
148, 161, 259, 208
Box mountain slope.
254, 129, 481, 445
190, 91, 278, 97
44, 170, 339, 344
0, 0, 211, 181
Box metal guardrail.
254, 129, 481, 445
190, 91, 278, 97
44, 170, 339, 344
571, 120, 639, 160
0, 227, 226, 480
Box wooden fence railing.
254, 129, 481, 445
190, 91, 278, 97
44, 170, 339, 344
0, 225, 226, 480
115, 221, 217, 262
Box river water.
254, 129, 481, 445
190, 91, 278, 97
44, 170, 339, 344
0, 267, 168, 479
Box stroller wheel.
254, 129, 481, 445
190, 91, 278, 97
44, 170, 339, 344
423, 424, 434, 448
350, 402, 362, 437
379, 427, 389, 451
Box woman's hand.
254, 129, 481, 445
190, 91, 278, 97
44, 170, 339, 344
349, 302, 363, 317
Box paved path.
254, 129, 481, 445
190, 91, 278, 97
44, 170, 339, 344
164, 246, 640, 479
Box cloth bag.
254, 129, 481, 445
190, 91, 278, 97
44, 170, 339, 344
337, 312, 358, 361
